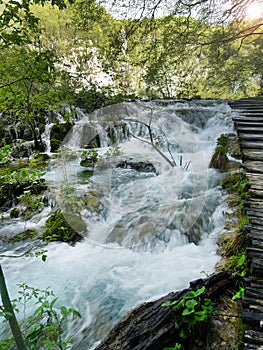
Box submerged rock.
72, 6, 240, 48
116, 161, 157, 173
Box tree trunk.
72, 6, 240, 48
0, 264, 26, 350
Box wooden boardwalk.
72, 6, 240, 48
229, 97, 263, 350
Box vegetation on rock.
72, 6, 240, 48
42, 211, 84, 243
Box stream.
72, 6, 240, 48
0, 100, 235, 349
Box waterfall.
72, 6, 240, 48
0, 100, 234, 349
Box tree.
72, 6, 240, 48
0, 0, 73, 47
0, 265, 26, 350
0, 46, 59, 149
97, 0, 263, 97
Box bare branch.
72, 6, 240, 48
127, 130, 176, 167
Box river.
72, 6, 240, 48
0, 99, 235, 349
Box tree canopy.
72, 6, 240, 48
0, 0, 262, 122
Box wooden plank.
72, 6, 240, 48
243, 162, 263, 174
236, 127, 263, 132
243, 153, 263, 162
247, 232, 263, 242
244, 344, 263, 350
245, 210, 263, 218
233, 117, 263, 122
233, 121, 263, 127
247, 247, 263, 259
251, 218, 263, 226
244, 330, 263, 345
245, 223, 263, 234
245, 200, 263, 209
251, 240, 263, 248
250, 190, 263, 198
237, 133, 263, 140
240, 140, 263, 150
242, 311, 263, 325
251, 257, 263, 275
245, 287, 263, 300
249, 305, 263, 313
243, 296, 263, 307
246, 173, 263, 181
245, 276, 263, 286
249, 185, 263, 192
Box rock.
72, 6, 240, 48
50, 123, 72, 152
9, 229, 38, 243
0, 228, 38, 247
9, 207, 19, 218
11, 140, 34, 158
209, 133, 242, 171
116, 161, 157, 173
42, 211, 85, 244
209, 150, 229, 171
0, 179, 47, 210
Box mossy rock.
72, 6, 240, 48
50, 123, 72, 152
50, 139, 62, 152
82, 190, 102, 211
10, 207, 20, 218
10, 229, 38, 243
42, 211, 85, 244
209, 133, 242, 172
209, 151, 229, 171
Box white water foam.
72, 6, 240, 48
0, 100, 234, 348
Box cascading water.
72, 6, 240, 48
0, 100, 235, 349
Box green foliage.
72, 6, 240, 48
0, 145, 12, 164
80, 149, 99, 167
0, 0, 72, 48
222, 172, 249, 209
163, 287, 213, 348
163, 287, 213, 326
0, 283, 81, 349
0, 46, 59, 119
238, 215, 250, 229
17, 191, 44, 219
227, 253, 247, 301
164, 343, 183, 350
0, 166, 42, 186
217, 134, 228, 148
228, 253, 247, 278
80, 146, 122, 168
232, 286, 245, 301
215, 145, 227, 156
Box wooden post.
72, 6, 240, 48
0, 264, 26, 350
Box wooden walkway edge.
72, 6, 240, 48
229, 97, 263, 350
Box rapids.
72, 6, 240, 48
0, 100, 235, 349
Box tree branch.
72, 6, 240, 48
128, 130, 176, 167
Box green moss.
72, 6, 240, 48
50, 123, 72, 152
10, 207, 19, 218
42, 211, 85, 244
217, 134, 228, 147
50, 139, 62, 152
215, 145, 227, 155
10, 229, 38, 242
